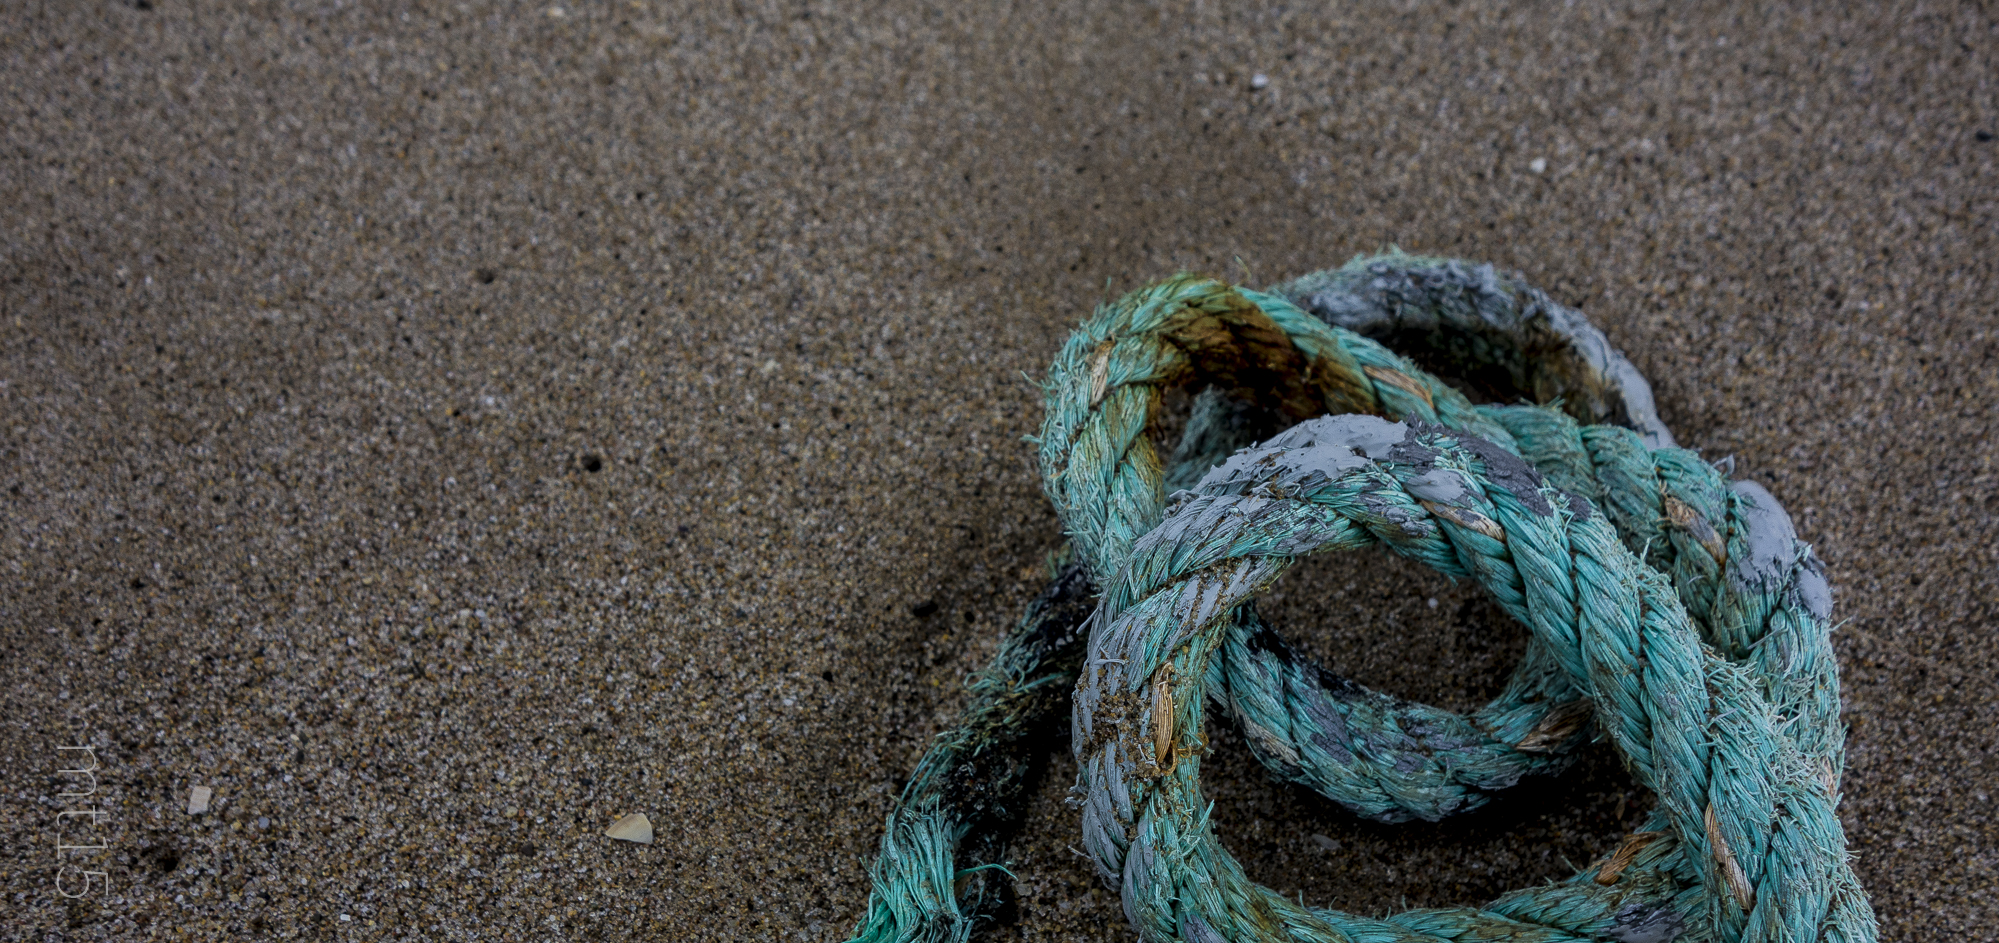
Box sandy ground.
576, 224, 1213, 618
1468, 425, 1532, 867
2, 1, 1994, 940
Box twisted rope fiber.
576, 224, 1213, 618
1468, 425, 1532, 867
1116, 255, 1843, 828
843, 259, 1839, 943
1036, 266, 1852, 837
1073, 417, 1869, 943
1208, 403, 1847, 826
1270, 253, 1681, 450
848, 262, 1559, 942
1049, 273, 1873, 942
844, 255, 1874, 943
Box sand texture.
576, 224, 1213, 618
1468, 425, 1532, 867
2, 1, 1994, 940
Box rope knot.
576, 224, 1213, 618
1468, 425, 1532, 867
845, 253, 1875, 943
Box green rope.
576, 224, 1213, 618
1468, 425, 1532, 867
1271, 251, 1680, 449
1072, 416, 1865, 943
1207, 403, 1844, 825
849, 562, 1095, 943
844, 254, 1874, 943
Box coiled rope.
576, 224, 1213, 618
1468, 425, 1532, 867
845, 253, 1876, 943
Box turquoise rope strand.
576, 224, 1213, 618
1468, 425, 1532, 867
844, 255, 1873, 943
1069, 417, 1870, 943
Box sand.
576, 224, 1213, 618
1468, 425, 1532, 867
2, 1, 1993, 940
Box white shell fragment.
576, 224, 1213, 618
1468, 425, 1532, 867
187, 786, 213, 815
605, 812, 654, 844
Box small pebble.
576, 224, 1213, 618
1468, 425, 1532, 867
1529, 158, 1548, 174
1250, 73, 1270, 90
606, 812, 654, 844
187, 785, 212, 814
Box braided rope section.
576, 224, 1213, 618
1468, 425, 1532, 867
1272, 251, 1678, 448
1074, 416, 1870, 943
844, 255, 1875, 943
1210, 403, 1845, 824
847, 563, 1094, 943
1035, 271, 1758, 828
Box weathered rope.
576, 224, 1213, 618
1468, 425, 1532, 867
1071, 416, 1869, 943
1047, 266, 1872, 943
844, 562, 1095, 942
1270, 252, 1679, 449
1038, 261, 1844, 828
844, 254, 1874, 943
1202, 400, 1844, 825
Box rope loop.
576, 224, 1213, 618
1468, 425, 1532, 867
1073, 415, 1862, 943
844, 253, 1876, 943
